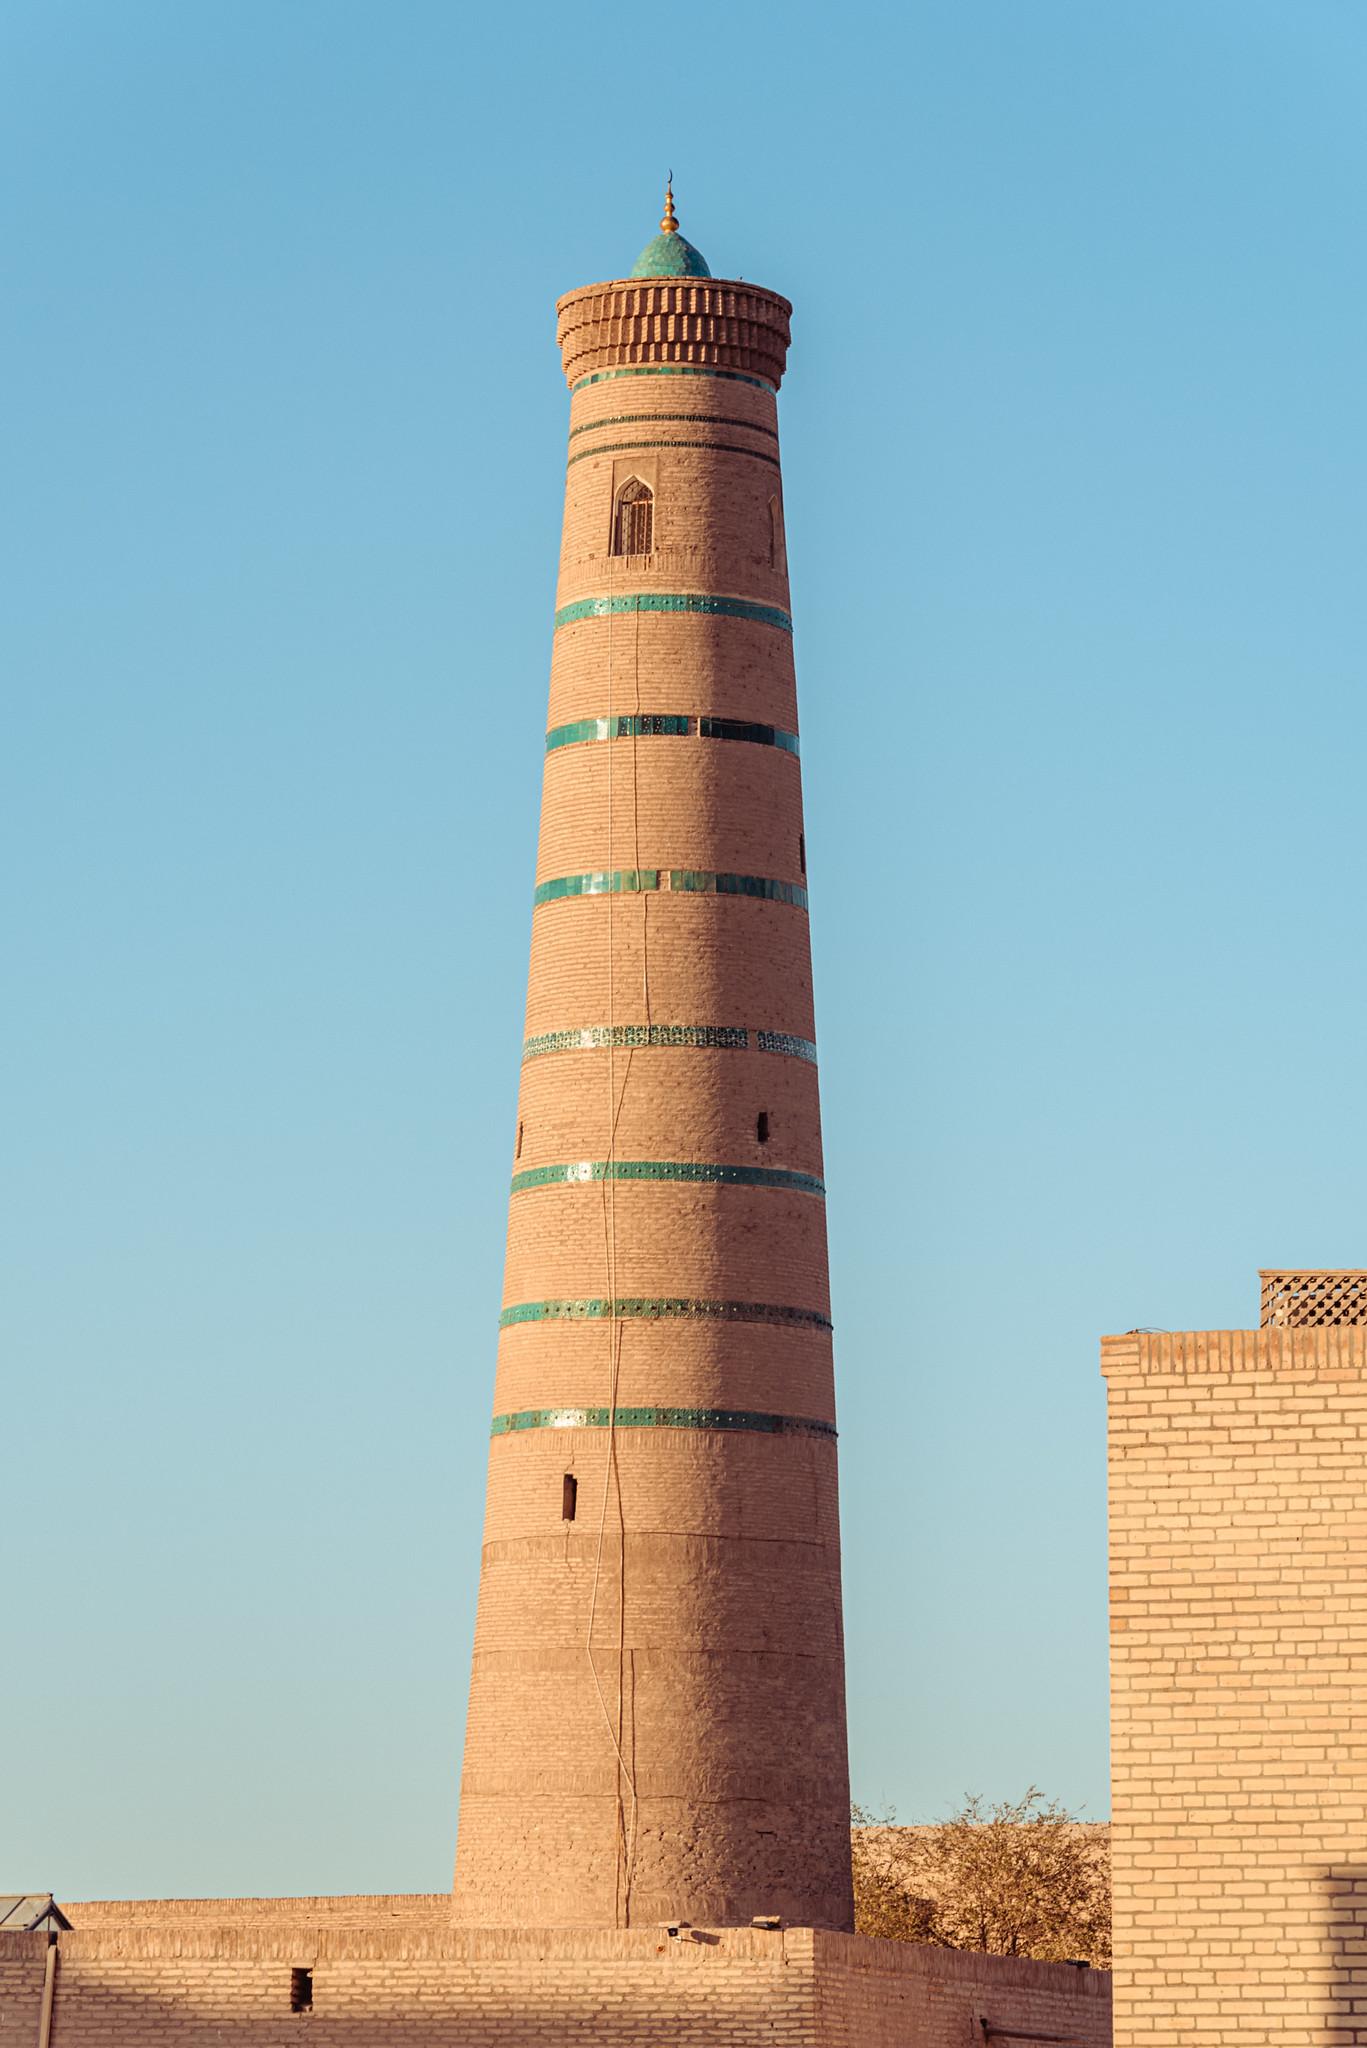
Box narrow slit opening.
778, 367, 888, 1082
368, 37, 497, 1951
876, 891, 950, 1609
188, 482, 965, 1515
562, 1472, 578, 1521
516, 1121, 524, 1159
799, 832, 806, 875
756, 1110, 770, 1145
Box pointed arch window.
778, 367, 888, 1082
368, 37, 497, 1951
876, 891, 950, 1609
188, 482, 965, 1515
612, 478, 654, 557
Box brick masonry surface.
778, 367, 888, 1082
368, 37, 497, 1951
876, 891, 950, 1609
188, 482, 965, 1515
452, 254, 851, 1934
1104, 1327, 1367, 2044
2, 1909, 1112, 2047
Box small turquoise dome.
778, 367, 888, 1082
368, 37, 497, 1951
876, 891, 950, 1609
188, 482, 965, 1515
629, 180, 711, 279
630, 230, 711, 280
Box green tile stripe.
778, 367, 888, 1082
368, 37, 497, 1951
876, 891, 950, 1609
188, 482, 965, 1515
554, 594, 792, 634
671, 870, 809, 906
756, 1030, 819, 1061
567, 439, 780, 472
544, 713, 798, 756
499, 1296, 832, 1332
491, 1406, 835, 1440
524, 1024, 750, 1058
520, 1023, 817, 1064
532, 870, 807, 911
548, 713, 691, 748
569, 413, 778, 442
533, 869, 659, 903
510, 1160, 825, 1196
571, 366, 776, 396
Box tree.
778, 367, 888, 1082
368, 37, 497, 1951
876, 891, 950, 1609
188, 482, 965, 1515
851, 1790, 1111, 1968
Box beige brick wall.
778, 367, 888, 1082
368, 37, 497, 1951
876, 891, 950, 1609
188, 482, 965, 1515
0, 1933, 49, 2048
8, 1912, 1109, 2046
811, 1931, 1111, 2047
1104, 1327, 1367, 2043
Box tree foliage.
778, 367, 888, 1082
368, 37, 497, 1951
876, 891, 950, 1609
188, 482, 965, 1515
851, 1789, 1110, 1968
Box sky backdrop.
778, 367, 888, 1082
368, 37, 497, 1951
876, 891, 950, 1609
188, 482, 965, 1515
5, 0, 1367, 1900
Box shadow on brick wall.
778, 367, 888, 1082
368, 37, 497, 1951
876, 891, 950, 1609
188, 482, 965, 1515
1321, 1867, 1367, 2039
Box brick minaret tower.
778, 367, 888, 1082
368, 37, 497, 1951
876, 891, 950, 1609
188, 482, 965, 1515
452, 187, 852, 1934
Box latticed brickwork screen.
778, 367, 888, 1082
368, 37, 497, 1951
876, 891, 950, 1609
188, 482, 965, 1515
1259, 1269, 1367, 1328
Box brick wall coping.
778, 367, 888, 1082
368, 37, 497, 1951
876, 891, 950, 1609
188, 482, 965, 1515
63, 1894, 447, 1923
1101, 1327, 1367, 1378
807, 1930, 1110, 1999
44, 1910, 1109, 1994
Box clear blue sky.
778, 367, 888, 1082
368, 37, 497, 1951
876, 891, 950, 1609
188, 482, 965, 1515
5, 0, 1365, 1900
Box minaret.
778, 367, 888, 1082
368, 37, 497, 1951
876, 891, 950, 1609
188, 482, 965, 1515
452, 187, 852, 1933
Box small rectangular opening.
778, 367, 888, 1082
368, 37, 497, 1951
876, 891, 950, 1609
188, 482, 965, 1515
799, 832, 806, 875
516, 1120, 524, 1159
562, 1472, 578, 1521
289, 1967, 313, 2014
756, 1110, 770, 1145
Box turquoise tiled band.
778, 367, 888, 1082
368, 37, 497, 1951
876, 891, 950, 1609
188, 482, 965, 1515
525, 1023, 746, 1057
499, 1297, 832, 1332
545, 713, 799, 756
567, 439, 780, 472
490, 1405, 835, 1440
569, 413, 778, 442
554, 594, 792, 634
571, 366, 776, 396
521, 1024, 817, 1063
510, 1160, 826, 1196
533, 871, 807, 910
756, 1030, 819, 1060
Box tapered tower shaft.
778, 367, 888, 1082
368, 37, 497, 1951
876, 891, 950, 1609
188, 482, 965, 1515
453, 198, 852, 1932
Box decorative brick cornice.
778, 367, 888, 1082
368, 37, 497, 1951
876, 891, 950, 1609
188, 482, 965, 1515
1101, 1326, 1367, 1378
556, 277, 792, 391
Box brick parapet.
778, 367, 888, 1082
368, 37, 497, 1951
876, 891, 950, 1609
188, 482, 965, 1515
556, 279, 792, 390
54, 1920, 793, 1964
47, 1923, 1113, 1992
61, 1895, 450, 1931
0, 1913, 1111, 2047
1102, 1326, 1367, 1378
812, 1943, 1109, 2048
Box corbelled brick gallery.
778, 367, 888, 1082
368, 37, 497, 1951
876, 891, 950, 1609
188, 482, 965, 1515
23, 195, 1367, 2046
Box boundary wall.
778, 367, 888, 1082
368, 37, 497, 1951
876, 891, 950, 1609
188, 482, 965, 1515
1, 1905, 1111, 2047
1105, 1326, 1367, 2044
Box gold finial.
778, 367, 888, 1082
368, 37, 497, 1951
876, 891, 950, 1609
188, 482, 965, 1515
660, 172, 678, 236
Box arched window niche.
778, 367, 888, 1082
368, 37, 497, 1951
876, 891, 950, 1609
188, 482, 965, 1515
768, 493, 786, 570
612, 477, 654, 557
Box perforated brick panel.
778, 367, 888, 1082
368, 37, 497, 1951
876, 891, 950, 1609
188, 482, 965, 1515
1259, 1269, 1367, 1327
